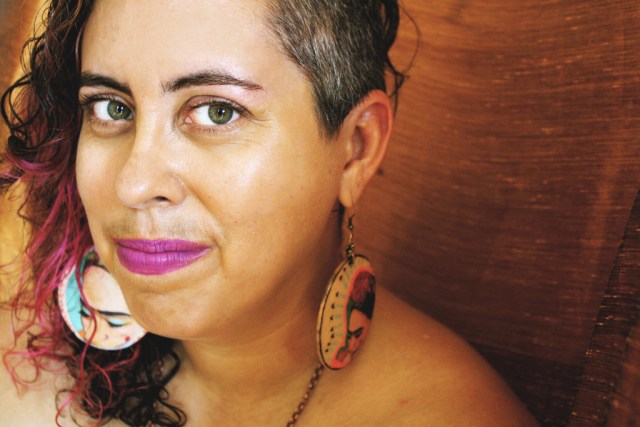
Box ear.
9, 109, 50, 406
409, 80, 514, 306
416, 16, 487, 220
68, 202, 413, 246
338, 90, 394, 208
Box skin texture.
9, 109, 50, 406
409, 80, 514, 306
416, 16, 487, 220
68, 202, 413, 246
0, 0, 539, 425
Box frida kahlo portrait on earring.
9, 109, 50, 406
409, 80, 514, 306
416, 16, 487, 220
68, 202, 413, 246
0, 1, 538, 426
58, 248, 146, 350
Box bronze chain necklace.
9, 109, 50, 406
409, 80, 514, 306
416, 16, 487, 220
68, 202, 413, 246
285, 364, 325, 426
149, 362, 325, 426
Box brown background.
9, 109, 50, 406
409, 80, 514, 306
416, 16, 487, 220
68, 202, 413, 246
2, 1, 640, 426
356, 1, 640, 425
0, 0, 38, 301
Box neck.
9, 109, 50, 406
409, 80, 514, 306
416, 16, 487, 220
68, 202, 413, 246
177, 303, 318, 391
167, 302, 323, 424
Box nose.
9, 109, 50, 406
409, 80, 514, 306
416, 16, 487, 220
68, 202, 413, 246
115, 125, 185, 209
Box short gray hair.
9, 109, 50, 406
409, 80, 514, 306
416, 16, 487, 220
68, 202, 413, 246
266, 0, 406, 137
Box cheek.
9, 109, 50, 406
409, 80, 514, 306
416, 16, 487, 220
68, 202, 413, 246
185, 143, 290, 219
212, 147, 337, 229
76, 136, 118, 210
76, 138, 101, 207
76, 135, 121, 255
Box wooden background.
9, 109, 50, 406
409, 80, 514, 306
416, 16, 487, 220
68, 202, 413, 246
2, 1, 640, 426
357, 1, 640, 426
0, 0, 37, 301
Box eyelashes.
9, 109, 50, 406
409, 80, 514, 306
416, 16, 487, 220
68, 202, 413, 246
81, 305, 132, 328
78, 93, 250, 136
79, 94, 134, 134
182, 97, 247, 134
82, 96, 133, 122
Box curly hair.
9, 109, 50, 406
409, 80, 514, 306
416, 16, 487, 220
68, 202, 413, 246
0, 1, 407, 425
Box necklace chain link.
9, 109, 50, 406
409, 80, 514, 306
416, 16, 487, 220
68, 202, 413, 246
148, 361, 325, 426
285, 364, 325, 426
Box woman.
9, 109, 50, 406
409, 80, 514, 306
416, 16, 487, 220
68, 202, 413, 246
0, 0, 538, 425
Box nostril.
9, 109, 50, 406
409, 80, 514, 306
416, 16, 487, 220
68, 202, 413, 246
115, 155, 186, 208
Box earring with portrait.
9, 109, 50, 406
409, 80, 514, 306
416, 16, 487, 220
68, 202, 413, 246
316, 215, 376, 370
58, 247, 146, 350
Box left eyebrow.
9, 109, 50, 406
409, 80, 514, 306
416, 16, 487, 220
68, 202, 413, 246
162, 69, 265, 93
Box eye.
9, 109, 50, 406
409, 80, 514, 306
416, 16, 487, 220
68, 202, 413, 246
348, 327, 364, 339
81, 305, 91, 318
93, 99, 133, 121
106, 317, 131, 328
187, 102, 240, 126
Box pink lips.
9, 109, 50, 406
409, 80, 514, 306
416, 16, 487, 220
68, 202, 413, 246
115, 239, 210, 276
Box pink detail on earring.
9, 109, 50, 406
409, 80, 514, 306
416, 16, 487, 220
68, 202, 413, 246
317, 255, 376, 370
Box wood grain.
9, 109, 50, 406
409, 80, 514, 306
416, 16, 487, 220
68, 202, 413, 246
569, 189, 640, 426
607, 300, 640, 426
358, 0, 640, 424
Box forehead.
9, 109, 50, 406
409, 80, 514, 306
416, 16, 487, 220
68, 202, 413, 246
81, 0, 290, 90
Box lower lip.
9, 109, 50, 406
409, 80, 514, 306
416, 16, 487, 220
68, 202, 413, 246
115, 239, 210, 276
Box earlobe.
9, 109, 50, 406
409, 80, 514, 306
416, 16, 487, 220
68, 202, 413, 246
338, 90, 394, 208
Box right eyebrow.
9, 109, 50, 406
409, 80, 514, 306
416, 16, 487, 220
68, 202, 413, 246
162, 69, 265, 93
80, 72, 133, 97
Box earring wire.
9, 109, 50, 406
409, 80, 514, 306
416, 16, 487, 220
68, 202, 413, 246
346, 215, 355, 264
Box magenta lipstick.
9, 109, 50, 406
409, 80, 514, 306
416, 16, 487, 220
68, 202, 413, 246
115, 239, 210, 275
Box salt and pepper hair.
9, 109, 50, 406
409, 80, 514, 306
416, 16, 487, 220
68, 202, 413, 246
267, 0, 405, 137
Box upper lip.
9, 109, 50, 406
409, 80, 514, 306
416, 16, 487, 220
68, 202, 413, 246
114, 239, 210, 253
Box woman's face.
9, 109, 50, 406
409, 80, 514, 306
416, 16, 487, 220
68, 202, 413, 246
80, 266, 142, 348
76, 0, 346, 340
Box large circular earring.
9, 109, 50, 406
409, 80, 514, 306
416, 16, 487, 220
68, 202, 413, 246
58, 248, 146, 350
316, 216, 376, 370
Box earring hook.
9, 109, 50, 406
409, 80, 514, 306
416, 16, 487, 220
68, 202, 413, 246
346, 214, 355, 263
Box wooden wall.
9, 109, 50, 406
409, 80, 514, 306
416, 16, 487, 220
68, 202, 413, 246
2, 1, 640, 426
358, 1, 640, 425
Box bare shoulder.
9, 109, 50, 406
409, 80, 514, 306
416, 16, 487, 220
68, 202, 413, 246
0, 306, 122, 427
334, 287, 539, 426
0, 305, 57, 426
0, 305, 67, 426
